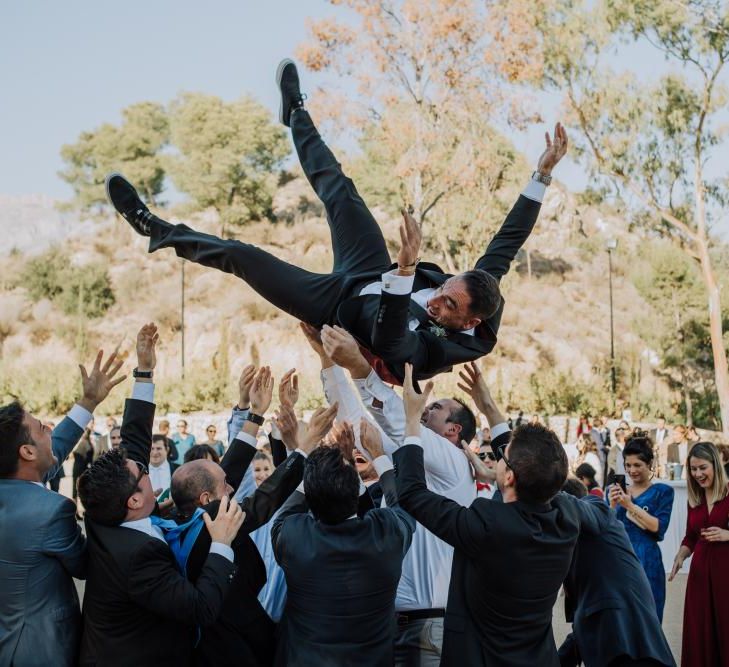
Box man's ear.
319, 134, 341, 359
465, 317, 481, 330
448, 423, 463, 437
127, 490, 144, 511
199, 491, 211, 507
18, 443, 36, 462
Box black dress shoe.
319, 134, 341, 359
275, 58, 306, 127
105, 172, 155, 236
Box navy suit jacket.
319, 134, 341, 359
558, 496, 675, 667
0, 414, 86, 667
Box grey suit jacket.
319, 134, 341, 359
0, 414, 86, 667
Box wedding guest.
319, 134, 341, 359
576, 433, 603, 487
670, 442, 729, 667
575, 463, 604, 499
201, 424, 225, 458
609, 436, 674, 621
172, 418, 196, 464
184, 444, 220, 464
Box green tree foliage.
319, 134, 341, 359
166, 93, 289, 234
21, 248, 115, 318
59, 102, 169, 211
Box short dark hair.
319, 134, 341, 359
184, 444, 220, 464
77, 448, 137, 526
460, 269, 502, 321
0, 402, 30, 477
304, 447, 359, 524
562, 477, 588, 498
170, 465, 217, 517
508, 423, 568, 504
253, 451, 272, 464
448, 398, 477, 445
575, 462, 598, 489
623, 436, 654, 465
152, 434, 169, 450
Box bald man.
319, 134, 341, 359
169, 427, 309, 667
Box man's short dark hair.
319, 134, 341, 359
304, 447, 359, 525
460, 269, 501, 322
77, 448, 137, 526
152, 434, 169, 449
509, 423, 568, 504
0, 401, 30, 477
184, 444, 220, 464
562, 477, 588, 498
448, 398, 477, 445
171, 465, 217, 517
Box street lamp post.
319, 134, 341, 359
181, 259, 186, 381
606, 239, 618, 409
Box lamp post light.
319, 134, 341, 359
606, 239, 618, 409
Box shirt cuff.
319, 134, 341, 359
522, 178, 547, 203
296, 480, 305, 494
210, 542, 234, 563
294, 448, 308, 459
403, 436, 423, 447
270, 422, 282, 440
232, 405, 250, 415
354, 369, 392, 403
491, 422, 511, 440
68, 404, 93, 430
381, 269, 415, 295
131, 381, 155, 404
373, 455, 394, 477
359, 478, 367, 496
235, 431, 257, 448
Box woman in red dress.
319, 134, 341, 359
670, 442, 729, 666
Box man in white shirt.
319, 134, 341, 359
302, 323, 478, 666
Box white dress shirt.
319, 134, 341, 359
358, 178, 547, 336
321, 366, 475, 611
120, 381, 234, 563
149, 460, 172, 494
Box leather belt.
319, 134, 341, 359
396, 608, 445, 626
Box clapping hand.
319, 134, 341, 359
136, 322, 158, 371
237, 364, 257, 409
536, 122, 568, 175
249, 367, 274, 415
274, 403, 300, 452
279, 368, 299, 408
359, 419, 385, 460
301, 403, 339, 453
78, 350, 127, 412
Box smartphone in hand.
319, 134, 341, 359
614, 474, 627, 493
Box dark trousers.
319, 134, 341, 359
149, 110, 392, 326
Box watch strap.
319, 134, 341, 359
531, 170, 552, 186
246, 412, 265, 426
133, 368, 153, 379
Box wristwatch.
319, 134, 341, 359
132, 368, 153, 379
531, 170, 552, 186
246, 412, 265, 426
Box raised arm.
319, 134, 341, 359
226, 363, 255, 445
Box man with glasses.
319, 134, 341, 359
171, 418, 196, 464
77, 324, 244, 667
395, 362, 610, 667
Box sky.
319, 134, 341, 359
0, 0, 726, 245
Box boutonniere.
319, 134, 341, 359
428, 323, 447, 338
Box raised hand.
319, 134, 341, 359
203, 495, 245, 547
78, 350, 127, 412
237, 364, 257, 409
402, 363, 433, 437
463, 441, 495, 483
279, 368, 299, 408
325, 420, 356, 464
136, 322, 159, 371
273, 403, 300, 452
457, 362, 492, 415
397, 207, 422, 272
299, 322, 327, 358
536, 122, 568, 175
301, 403, 338, 453
250, 366, 274, 415
359, 419, 384, 460
320, 325, 370, 375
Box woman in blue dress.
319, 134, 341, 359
608, 436, 674, 621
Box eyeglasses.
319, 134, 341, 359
478, 451, 496, 461
131, 459, 149, 487
497, 444, 512, 470
207, 428, 216, 433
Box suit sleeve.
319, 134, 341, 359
557, 633, 581, 667
269, 434, 288, 468
120, 396, 156, 467
378, 469, 398, 508
395, 444, 488, 558
46, 414, 85, 483
128, 541, 235, 626
42, 497, 87, 579
220, 432, 257, 492
239, 452, 305, 533
271, 490, 309, 565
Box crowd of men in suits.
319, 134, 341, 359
0, 321, 677, 667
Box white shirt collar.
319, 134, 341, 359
121, 516, 166, 542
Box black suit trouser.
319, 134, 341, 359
148, 110, 391, 327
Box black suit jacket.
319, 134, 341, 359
394, 443, 607, 667
337, 194, 541, 381
79, 397, 236, 667
271, 470, 414, 667
558, 496, 675, 667
180, 436, 306, 667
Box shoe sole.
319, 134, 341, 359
275, 58, 296, 127
105, 171, 126, 212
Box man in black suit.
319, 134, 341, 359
271, 418, 415, 667
77, 324, 243, 667
105, 60, 568, 384
169, 366, 312, 667
396, 363, 607, 667
558, 480, 675, 667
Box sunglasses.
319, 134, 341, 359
497, 444, 512, 470
478, 451, 496, 461
131, 459, 149, 487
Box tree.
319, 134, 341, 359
297, 0, 540, 267
59, 102, 168, 212
166, 93, 289, 235
509, 0, 729, 435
